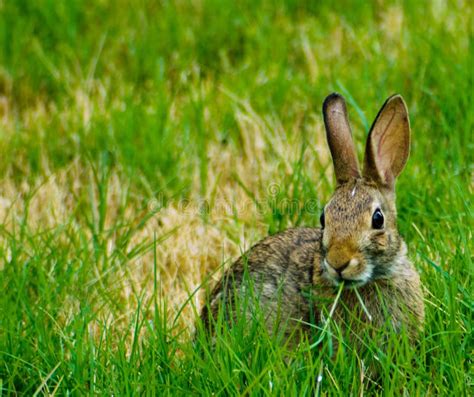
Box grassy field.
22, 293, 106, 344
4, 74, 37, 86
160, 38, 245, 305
0, 0, 472, 395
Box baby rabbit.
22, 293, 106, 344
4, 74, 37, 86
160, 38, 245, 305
200, 93, 424, 348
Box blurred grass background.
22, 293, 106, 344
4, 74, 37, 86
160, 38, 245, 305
0, 0, 472, 395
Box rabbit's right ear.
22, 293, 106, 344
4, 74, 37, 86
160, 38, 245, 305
323, 93, 361, 185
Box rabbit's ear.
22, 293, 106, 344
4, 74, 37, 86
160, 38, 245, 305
363, 94, 410, 189
323, 93, 361, 185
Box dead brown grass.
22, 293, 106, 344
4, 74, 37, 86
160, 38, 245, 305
0, 88, 332, 343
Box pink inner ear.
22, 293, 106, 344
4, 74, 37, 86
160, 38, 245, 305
382, 112, 409, 182
364, 95, 410, 187
376, 108, 398, 183
376, 109, 397, 158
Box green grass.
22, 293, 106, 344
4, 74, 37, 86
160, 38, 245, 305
0, 0, 472, 395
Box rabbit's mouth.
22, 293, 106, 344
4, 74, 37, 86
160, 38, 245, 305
322, 258, 374, 287
340, 279, 365, 288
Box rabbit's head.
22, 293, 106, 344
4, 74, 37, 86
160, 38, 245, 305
319, 93, 411, 287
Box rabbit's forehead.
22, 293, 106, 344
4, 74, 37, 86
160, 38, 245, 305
325, 185, 380, 216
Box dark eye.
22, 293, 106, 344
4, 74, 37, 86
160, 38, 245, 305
372, 208, 384, 229
320, 211, 325, 229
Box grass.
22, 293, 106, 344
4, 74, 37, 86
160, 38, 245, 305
0, 0, 472, 395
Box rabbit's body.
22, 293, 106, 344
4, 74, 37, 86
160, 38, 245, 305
200, 93, 425, 347
201, 193, 423, 345
201, 227, 321, 340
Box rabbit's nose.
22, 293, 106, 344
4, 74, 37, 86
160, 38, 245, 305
327, 260, 350, 274
326, 245, 356, 271
335, 261, 350, 275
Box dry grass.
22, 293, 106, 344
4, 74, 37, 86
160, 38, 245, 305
0, 93, 332, 338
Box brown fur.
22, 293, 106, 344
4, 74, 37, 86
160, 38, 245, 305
200, 93, 424, 349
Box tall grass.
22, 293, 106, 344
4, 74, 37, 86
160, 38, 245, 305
0, 0, 472, 395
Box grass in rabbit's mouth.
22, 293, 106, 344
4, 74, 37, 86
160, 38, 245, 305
0, 1, 471, 395
353, 287, 373, 322
339, 279, 366, 289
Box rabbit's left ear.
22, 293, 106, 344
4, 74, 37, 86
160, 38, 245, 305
363, 95, 410, 189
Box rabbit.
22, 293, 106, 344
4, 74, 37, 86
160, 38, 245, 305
200, 93, 424, 349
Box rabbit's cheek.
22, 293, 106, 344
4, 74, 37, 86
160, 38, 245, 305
341, 258, 373, 283
342, 258, 364, 278
323, 259, 336, 277
345, 261, 375, 284
371, 232, 389, 250
321, 260, 341, 285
